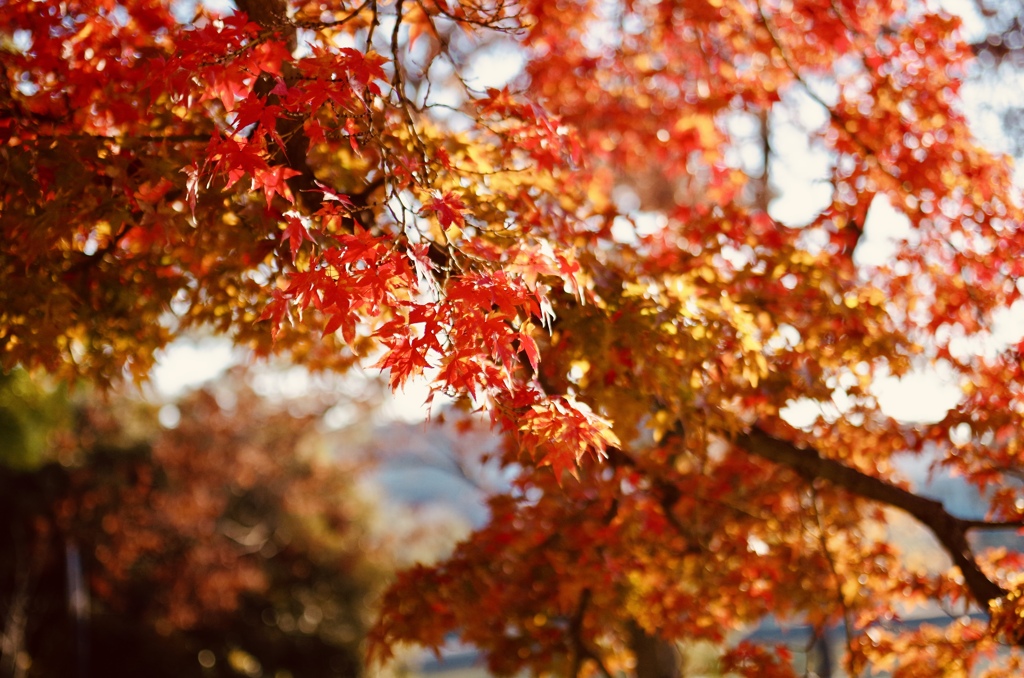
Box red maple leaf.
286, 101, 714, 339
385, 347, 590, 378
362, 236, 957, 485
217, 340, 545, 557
421, 191, 466, 230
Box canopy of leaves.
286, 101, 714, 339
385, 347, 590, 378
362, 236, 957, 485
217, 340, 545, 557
5, 0, 1024, 673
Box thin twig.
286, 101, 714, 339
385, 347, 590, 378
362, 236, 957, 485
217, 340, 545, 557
293, 0, 372, 29
811, 486, 857, 677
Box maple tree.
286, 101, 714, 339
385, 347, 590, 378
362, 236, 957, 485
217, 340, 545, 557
6, 0, 1024, 672
0, 373, 383, 678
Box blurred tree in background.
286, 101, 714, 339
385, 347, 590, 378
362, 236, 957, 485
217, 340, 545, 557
0, 371, 385, 678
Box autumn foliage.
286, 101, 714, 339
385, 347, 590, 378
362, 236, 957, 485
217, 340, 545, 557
0, 378, 378, 677
5, 0, 1024, 673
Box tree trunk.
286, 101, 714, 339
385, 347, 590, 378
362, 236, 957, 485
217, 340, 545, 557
0, 545, 31, 678
627, 621, 681, 678
65, 540, 90, 678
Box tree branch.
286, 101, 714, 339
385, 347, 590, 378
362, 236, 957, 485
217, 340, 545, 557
809, 486, 856, 676
960, 519, 1024, 531
568, 589, 590, 678
235, 0, 324, 211
627, 619, 680, 678
735, 427, 1007, 605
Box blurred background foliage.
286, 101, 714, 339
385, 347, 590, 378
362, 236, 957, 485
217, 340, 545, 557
0, 371, 69, 470
0, 367, 413, 678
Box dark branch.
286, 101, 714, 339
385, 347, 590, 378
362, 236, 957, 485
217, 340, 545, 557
567, 589, 590, 678
960, 519, 1024, 531
235, 0, 324, 211
735, 427, 1007, 605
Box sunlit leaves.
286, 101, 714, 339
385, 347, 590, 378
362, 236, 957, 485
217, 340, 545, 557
420, 190, 467, 231
519, 396, 620, 480
991, 576, 1024, 646
720, 642, 798, 678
